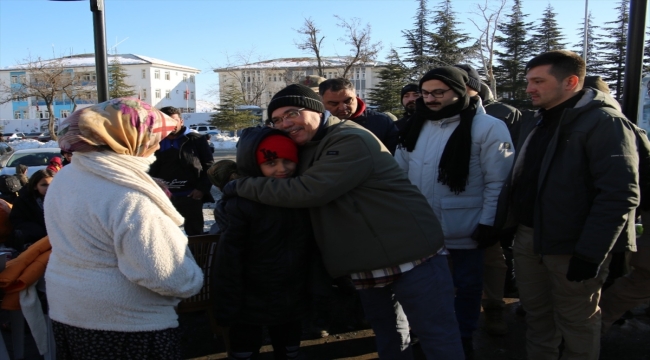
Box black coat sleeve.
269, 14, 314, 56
8, 195, 46, 249
191, 135, 215, 201
211, 197, 249, 326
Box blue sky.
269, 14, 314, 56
0, 0, 642, 102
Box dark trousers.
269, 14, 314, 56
171, 195, 204, 236
228, 321, 302, 360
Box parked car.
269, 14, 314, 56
0, 148, 61, 177
189, 125, 219, 135
0, 143, 13, 156
38, 133, 52, 142
1, 133, 26, 141
24, 132, 45, 140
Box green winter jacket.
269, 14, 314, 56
495, 89, 639, 266
235, 114, 444, 277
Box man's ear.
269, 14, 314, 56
565, 75, 580, 91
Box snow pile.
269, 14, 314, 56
210, 133, 238, 149
7, 139, 59, 150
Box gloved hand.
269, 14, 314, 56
471, 224, 499, 249
566, 256, 600, 282
220, 179, 238, 201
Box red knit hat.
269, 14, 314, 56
256, 134, 298, 165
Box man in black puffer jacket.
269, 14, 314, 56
149, 106, 214, 235
319, 78, 399, 154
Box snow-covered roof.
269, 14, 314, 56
213, 57, 387, 72
1, 54, 199, 73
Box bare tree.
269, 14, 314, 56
295, 18, 325, 77
216, 51, 269, 107
468, 0, 507, 95
0, 55, 80, 140
334, 16, 382, 78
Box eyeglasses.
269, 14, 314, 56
421, 88, 453, 98
270, 108, 304, 127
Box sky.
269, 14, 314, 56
0, 0, 644, 103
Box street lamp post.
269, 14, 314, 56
90, 0, 108, 102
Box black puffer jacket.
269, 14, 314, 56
8, 186, 47, 250
211, 126, 313, 326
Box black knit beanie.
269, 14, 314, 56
401, 84, 420, 99
419, 66, 468, 98
267, 84, 325, 119
454, 64, 482, 92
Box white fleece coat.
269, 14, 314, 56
44, 151, 204, 332
395, 102, 514, 249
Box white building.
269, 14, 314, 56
0, 53, 200, 123
213, 57, 387, 119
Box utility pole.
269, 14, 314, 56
91, 0, 108, 102
583, 0, 589, 63
622, 0, 648, 123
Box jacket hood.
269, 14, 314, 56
236, 126, 288, 177
479, 83, 495, 105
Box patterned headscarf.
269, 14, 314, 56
57, 98, 179, 157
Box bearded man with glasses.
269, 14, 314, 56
395, 66, 514, 359
223, 83, 464, 359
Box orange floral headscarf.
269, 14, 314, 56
57, 98, 179, 157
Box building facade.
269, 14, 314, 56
213, 57, 387, 120
0, 54, 200, 123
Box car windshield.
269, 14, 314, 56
6, 151, 60, 167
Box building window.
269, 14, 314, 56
190, 75, 195, 83
38, 110, 50, 119
13, 111, 21, 119
10, 76, 18, 84
82, 73, 97, 82
141, 88, 147, 100
141, 69, 146, 79
183, 73, 187, 82
191, 91, 195, 100
155, 89, 161, 99
165, 90, 171, 99
60, 110, 70, 118
188, 108, 195, 113
84, 92, 93, 100
154, 70, 160, 79
164, 71, 170, 80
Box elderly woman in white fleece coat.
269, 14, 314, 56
44, 98, 204, 360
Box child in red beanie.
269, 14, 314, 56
210, 126, 313, 360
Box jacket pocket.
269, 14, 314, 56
440, 196, 483, 239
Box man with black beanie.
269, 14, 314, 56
224, 84, 464, 359
395, 66, 514, 359
395, 84, 420, 131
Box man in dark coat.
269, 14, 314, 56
149, 106, 214, 235
395, 83, 420, 132
494, 50, 639, 359
319, 78, 399, 154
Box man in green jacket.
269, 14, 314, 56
224, 84, 463, 359
495, 50, 640, 360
